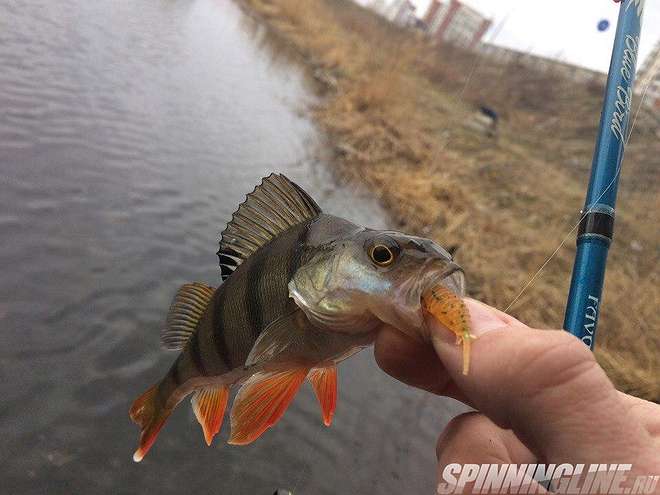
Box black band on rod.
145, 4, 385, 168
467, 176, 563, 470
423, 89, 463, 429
578, 211, 615, 240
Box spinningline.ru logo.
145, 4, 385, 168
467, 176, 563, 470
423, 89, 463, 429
437, 464, 659, 494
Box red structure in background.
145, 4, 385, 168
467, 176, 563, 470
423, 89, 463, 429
423, 0, 492, 50
471, 18, 492, 49
422, 0, 442, 25
434, 0, 461, 43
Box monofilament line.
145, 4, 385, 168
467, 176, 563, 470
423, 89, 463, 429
504, 68, 656, 313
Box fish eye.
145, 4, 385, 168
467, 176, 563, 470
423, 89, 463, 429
367, 237, 400, 267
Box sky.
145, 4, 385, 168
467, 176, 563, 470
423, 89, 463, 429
405, 0, 660, 73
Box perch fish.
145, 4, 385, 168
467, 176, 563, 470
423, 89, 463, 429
130, 174, 466, 461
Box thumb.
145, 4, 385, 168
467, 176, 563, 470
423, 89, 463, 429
429, 299, 653, 466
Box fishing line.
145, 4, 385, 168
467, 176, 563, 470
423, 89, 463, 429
456, 45, 484, 103
454, 4, 519, 103
504, 68, 657, 313
426, 2, 522, 158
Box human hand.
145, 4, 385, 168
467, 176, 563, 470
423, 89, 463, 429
375, 299, 660, 492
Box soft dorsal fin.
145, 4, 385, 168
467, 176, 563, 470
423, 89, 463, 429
217, 174, 322, 280
161, 283, 215, 350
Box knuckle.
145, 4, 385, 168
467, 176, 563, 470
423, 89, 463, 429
444, 411, 485, 435
514, 332, 603, 402
436, 412, 496, 461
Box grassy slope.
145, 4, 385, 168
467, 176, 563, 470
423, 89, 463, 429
239, 0, 659, 401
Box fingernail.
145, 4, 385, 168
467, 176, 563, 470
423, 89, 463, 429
463, 299, 511, 336
425, 298, 510, 345
426, 299, 511, 376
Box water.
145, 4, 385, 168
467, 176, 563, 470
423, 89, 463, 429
0, 0, 465, 492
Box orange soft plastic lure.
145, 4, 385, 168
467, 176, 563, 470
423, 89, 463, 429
421, 285, 474, 375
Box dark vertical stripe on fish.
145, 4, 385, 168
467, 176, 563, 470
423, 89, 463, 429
207, 219, 316, 371
245, 254, 265, 339
189, 334, 208, 376
158, 355, 182, 406
212, 289, 233, 369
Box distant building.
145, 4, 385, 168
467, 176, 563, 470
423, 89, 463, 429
387, 0, 416, 28
370, 0, 416, 28
637, 40, 660, 109
423, 0, 492, 50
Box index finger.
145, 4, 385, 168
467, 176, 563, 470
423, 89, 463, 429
374, 298, 524, 402
375, 324, 468, 402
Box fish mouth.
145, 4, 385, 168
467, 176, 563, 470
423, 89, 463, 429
437, 263, 465, 297
413, 261, 465, 331
378, 259, 465, 335
415, 259, 465, 300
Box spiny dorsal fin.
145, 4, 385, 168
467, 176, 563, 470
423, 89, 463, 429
161, 283, 215, 351
217, 174, 322, 281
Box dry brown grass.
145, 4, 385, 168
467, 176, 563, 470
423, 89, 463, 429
239, 0, 659, 401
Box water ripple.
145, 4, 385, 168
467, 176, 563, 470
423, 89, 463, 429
0, 0, 444, 493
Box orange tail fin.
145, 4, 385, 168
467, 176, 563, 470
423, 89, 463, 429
129, 384, 172, 462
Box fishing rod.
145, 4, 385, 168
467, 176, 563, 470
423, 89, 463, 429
563, 0, 644, 348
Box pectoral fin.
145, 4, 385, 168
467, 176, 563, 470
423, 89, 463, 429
228, 368, 308, 445
245, 307, 368, 374
191, 386, 229, 446
245, 309, 346, 369
307, 366, 337, 426
244, 310, 306, 368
